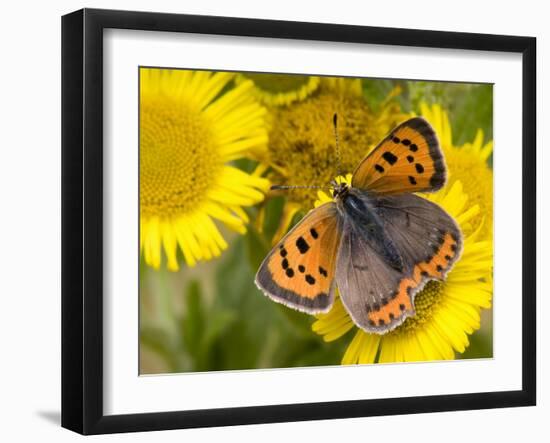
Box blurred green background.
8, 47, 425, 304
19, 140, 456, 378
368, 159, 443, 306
140, 77, 493, 374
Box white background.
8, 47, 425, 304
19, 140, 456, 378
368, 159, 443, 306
0, 0, 545, 441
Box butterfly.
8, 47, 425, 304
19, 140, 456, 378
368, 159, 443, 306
255, 116, 463, 334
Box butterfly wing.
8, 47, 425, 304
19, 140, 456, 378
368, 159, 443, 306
336, 219, 409, 333
336, 192, 462, 333
255, 202, 342, 314
351, 117, 446, 195
373, 193, 463, 281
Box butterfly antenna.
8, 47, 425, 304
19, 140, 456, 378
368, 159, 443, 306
271, 116, 342, 193
333, 113, 343, 178
271, 185, 332, 191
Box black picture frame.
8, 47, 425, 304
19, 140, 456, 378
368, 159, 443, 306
61, 8, 536, 435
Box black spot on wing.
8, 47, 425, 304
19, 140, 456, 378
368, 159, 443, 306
296, 237, 309, 254
382, 152, 398, 165
305, 274, 316, 285
310, 228, 319, 239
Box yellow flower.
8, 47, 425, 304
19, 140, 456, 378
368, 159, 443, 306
419, 103, 493, 240
236, 73, 321, 107
265, 78, 405, 242
312, 177, 492, 363
140, 68, 270, 270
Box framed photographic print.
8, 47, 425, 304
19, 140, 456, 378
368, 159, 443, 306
61, 8, 536, 435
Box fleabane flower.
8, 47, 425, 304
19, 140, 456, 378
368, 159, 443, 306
312, 177, 493, 363
140, 68, 270, 270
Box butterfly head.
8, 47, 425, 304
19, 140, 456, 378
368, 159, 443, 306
331, 179, 349, 200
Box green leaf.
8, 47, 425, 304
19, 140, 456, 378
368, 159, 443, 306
274, 304, 317, 338
245, 225, 271, 271
451, 84, 493, 145
194, 310, 238, 371
180, 280, 204, 358
232, 158, 257, 174
407, 81, 493, 147
201, 310, 238, 348
211, 237, 275, 369
262, 196, 285, 240
362, 78, 400, 110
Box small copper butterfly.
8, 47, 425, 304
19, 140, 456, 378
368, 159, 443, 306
255, 116, 463, 334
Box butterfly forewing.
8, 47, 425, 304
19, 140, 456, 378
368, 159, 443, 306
351, 117, 446, 195
255, 203, 342, 314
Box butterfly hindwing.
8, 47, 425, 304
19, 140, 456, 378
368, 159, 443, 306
335, 191, 463, 334
351, 117, 446, 195
255, 202, 342, 314
336, 218, 409, 333
373, 193, 463, 282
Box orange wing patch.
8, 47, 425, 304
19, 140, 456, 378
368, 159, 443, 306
255, 203, 341, 314
366, 232, 461, 328
351, 117, 446, 195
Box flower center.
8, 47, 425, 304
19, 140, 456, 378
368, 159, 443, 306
391, 280, 443, 336
269, 92, 400, 207
242, 73, 312, 94
140, 97, 221, 218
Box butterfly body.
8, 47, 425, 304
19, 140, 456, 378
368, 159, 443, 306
336, 188, 404, 273
256, 117, 463, 334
